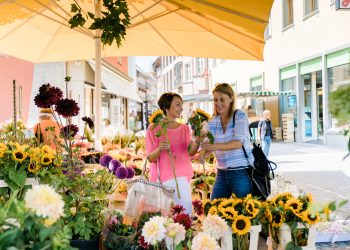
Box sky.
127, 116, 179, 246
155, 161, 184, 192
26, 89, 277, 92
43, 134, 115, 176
135, 56, 157, 72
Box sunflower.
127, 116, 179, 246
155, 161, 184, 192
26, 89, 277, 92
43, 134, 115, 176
148, 109, 164, 124
245, 200, 259, 218
232, 215, 251, 235
273, 192, 293, 205
28, 161, 40, 173
306, 193, 313, 203
195, 108, 211, 121
221, 207, 238, 220
272, 211, 285, 228
0, 143, 7, 157
208, 206, 218, 215
232, 199, 244, 213
12, 148, 28, 162
41, 154, 53, 165
211, 198, 225, 206
262, 206, 273, 223
41, 145, 55, 155
302, 211, 320, 225
217, 199, 234, 210
284, 198, 302, 213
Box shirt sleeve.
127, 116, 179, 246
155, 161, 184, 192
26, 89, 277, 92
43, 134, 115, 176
145, 126, 158, 155
185, 124, 191, 147
233, 110, 249, 143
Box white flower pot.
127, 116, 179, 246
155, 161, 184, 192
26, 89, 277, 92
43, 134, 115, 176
220, 224, 262, 250
278, 223, 316, 250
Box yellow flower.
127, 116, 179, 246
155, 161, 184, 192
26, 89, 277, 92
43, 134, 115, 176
284, 198, 302, 213
28, 161, 40, 173
306, 193, 313, 203
41, 154, 53, 165
272, 211, 285, 228
0, 143, 7, 157
262, 206, 272, 223
232, 215, 251, 235
233, 199, 244, 213
208, 206, 218, 215
148, 109, 164, 124
12, 148, 28, 162
246, 200, 259, 218
195, 108, 211, 121
302, 211, 320, 225
221, 207, 237, 220
41, 145, 54, 155
217, 199, 234, 210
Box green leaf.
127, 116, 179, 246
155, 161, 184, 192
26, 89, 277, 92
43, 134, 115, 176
338, 199, 348, 208
88, 12, 95, 19
286, 241, 302, 250
207, 132, 215, 144
8, 168, 26, 188
70, 3, 78, 13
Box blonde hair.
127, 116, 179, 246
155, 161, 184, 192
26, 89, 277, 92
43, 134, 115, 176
212, 83, 235, 118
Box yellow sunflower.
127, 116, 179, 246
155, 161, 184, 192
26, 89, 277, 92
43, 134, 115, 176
41, 145, 54, 155
306, 193, 313, 203
323, 206, 330, 220
273, 192, 293, 205
262, 206, 273, 223
28, 161, 40, 173
284, 198, 303, 213
217, 199, 234, 210
211, 198, 225, 206
41, 154, 53, 165
12, 148, 28, 163
195, 108, 211, 121
233, 199, 244, 213
232, 215, 251, 235
245, 200, 259, 218
272, 211, 285, 228
221, 207, 238, 220
302, 211, 320, 225
0, 143, 7, 158
148, 109, 164, 124
208, 206, 218, 215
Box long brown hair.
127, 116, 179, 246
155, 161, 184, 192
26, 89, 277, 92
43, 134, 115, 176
212, 83, 236, 118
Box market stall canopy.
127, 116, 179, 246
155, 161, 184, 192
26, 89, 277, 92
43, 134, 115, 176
0, 0, 273, 62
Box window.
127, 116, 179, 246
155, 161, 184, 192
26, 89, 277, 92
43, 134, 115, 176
264, 16, 272, 39
283, 0, 294, 28
185, 64, 192, 81
174, 62, 182, 87
304, 0, 318, 17
195, 58, 205, 75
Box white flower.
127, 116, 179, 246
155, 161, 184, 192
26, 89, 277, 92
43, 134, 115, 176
192, 232, 220, 250
202, 214, 229, 239
24, 184, 64, 226
141, 216, 167, 245
165, 222, 186, 249
1, 218, 20, 230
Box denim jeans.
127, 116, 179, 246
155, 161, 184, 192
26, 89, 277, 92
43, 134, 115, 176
261, 135, 271, 157
210, 168, 252, 200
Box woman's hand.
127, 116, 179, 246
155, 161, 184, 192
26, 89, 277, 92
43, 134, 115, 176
201, 142, 217, 151
159, 141, 170, 151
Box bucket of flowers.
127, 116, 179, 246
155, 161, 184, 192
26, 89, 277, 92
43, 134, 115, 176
203, 194, 263, 250
265, 192, 342, 250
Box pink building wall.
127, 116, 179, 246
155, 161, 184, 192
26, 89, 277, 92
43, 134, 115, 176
0, 55, 34, 123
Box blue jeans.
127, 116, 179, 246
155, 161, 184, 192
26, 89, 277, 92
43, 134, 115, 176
261, 135, 271, 157
210, 169, 252, 200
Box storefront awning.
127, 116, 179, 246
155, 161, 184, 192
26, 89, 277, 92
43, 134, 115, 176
88, 61, 143, 103
237, 91, 294, 97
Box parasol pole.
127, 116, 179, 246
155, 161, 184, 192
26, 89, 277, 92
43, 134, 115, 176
94, 0, 102, 150
13, 80, 17, 138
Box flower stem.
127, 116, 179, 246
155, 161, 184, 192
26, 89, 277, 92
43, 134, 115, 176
166, 135, 181, 199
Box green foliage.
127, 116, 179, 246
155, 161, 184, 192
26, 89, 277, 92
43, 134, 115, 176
51, 168, 115, 240
69, 0, 131, 47
0, 193, 73, 250
329, 85, 350, 124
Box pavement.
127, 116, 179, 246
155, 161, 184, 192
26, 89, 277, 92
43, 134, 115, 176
256, 141, 350, 250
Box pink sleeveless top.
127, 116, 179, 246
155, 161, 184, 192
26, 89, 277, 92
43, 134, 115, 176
146, 123, 193, 182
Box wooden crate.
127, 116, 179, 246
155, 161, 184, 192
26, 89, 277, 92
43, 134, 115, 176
282, 113, 294, 142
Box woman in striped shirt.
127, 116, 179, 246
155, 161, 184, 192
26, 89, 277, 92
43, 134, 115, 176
201, 83, 254, 199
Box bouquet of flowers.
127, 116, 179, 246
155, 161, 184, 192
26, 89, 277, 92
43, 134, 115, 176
187, 108, 214, 144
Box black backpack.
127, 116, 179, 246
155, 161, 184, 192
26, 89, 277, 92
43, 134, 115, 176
233, 110, 277, 200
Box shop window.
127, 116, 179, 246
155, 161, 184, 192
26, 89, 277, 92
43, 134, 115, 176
283, 0, 294, 29
185, 63, 192, 82
304, 0, 318, 17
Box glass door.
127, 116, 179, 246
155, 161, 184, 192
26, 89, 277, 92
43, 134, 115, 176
301, 70, 323, 142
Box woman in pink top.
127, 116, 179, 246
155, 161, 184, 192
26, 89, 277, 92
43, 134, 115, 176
146, 93, 200, 214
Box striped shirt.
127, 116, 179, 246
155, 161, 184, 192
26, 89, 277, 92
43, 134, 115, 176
206, 109, 254, 169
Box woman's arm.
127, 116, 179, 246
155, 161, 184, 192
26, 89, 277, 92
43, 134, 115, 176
147, 141, 170, 162
201, 140, 242, 152
188, 139, 201, 156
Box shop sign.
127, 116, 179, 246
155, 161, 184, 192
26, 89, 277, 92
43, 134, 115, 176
336, 0, 350, 9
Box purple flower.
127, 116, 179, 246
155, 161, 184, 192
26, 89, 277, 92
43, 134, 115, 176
126, 167, 135, 179
115, 166, 128, 179
108, 159, 121, 172
99, 154, 113, 167
34, 83, 63, 108
82, 116, 94, 129
55, 98, 80, 118
60, 125, 79, 138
